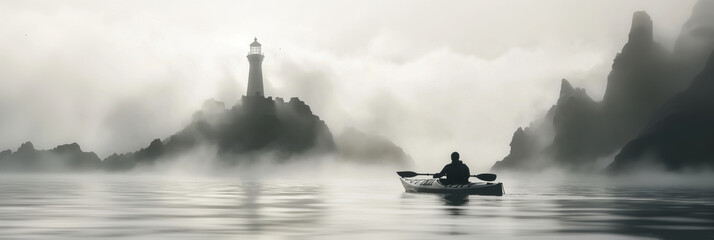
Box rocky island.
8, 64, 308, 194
103, 96, 337, 171
0, 38, 412, 172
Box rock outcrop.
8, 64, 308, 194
0, 142, 102, 172
492, 11, 678, 171
0, 95, 413, 172
601, 12, 676, 153
335, 128, 413, 167
103, 96, 336, 171
491, 127, 541, 171
609, 52, 714, 172
549, 79, 601, 167
607, 1, 714, 172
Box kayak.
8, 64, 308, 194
400, 177, 504, 196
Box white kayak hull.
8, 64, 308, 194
400, 178, 504, 196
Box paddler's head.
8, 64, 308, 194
451, 152, 460, 162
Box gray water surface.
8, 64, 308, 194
0, 175, 712, 239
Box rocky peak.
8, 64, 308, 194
148, 139, 163, 149
53, 143, 82, 153
629, 11, 653, 44
559, 79, 574, 97
604, 10, 673, 108
510, 127, 527, 147
17, 141, 35, 152
557, 79, 592, 105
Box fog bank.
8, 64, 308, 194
0, 0, 697, 170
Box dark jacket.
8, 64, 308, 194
435, 160, 470, 184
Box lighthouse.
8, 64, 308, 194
246, 37, 265, 97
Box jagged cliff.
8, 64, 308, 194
493, 11, 680, 171
491, 79, 597, 170
609, 52, 714, 172
493, 1, 714, 172
490, 126, 542, 171
606, 1, 714, 172
600, 12, 676, 153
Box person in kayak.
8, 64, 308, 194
433, 152, 471, 185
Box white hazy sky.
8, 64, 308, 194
0, 0, 699, 170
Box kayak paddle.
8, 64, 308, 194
474, 173, 497, 181
396, 171, 497, 181
396, 171, 430, 178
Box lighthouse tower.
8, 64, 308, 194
246, 37, 265, 97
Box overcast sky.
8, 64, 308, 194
0, 0, 699, 170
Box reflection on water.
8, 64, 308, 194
553, 187, 714, 239
0, 175, 712, 239
441, 195, 469, 216
442, 194, 469, 207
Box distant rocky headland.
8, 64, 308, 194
0, 96, 412, 172
0, 142, 101, 172
493, 2, 714, 173
0, 37, 413, 173
102, 96, 338, 171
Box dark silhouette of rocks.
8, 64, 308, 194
103, 96, 337, 170
51, 143, 103, 170
494, 3, 714, 172
0, 141, 101, 172
601, 12, 677, 153
674, 0, 714, 81
0, 37, 414, 172
335, 128, 413, 167
549, 79, 601, 167
491, 127, 540, 170
609, 52, 714, 172
102, 138, 164, 171
0, 95, 413, 172
493, 11, 682, 171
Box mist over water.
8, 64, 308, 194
0, 172, 712, 239
2, 1, 714, 239
0, 0, 698, 170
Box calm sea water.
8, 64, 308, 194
0, 174, 712, 239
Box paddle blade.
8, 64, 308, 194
475, 173, 497, 181
396, 171, 419, 178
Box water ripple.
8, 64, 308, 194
0, 175, 711, 239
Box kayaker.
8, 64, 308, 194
433, 152, 471, 185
